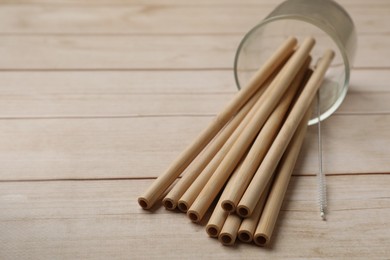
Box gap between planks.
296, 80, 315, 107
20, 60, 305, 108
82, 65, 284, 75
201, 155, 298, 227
0, 4, 387, 34
0, 174, 389, 259
0, 114, 388, 180
0, 67, 387, 71
0, 0, 389, 6
1, 67, 390, 72
0, 113, 389, 121
0, 35, 388, 69
0, 172, 388, 183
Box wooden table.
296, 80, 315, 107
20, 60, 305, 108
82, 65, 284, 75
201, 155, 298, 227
0, 0, 389, 259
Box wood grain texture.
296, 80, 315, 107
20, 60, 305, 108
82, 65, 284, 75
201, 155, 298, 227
0, 70, 388, 118
0, 35, 389, 69
0, 70, 236, 94
1, 0, 389, 5
0, 176, 389, 259
0, 0, 389, 258
0, 115, 388, 180
0, 5, 387, 34
0, 69, 388, 94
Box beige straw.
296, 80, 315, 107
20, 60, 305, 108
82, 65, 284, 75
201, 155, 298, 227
221, 56, 311, 213
138, 37, 297, 209
254, 101, 313, 247
187, 37, 315, 222
163, 82, 265, 210
218, 214, 242, 246
177, 76, 273, 212
206, 198, 229, 238
237, 69, 313, 243
206, 160, 244, 237
237, 178, 273, 243
237, 49, 335, 218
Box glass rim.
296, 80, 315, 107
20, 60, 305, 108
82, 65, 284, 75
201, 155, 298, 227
233, 14, 352, 125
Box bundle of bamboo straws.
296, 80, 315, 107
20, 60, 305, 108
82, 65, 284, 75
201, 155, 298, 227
138, 36, 334, 247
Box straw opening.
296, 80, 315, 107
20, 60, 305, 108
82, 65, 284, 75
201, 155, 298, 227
254, 234, 268, 246
220, 234, 232, 245
237, 206, 250, 217
138, 198, 149, 209
178, 201, 188, 212
206, 226, 219, 237
162, 199, 175, 210
188, 211, 199, 222
221, 201, 235, 212
238, 231, 252, 243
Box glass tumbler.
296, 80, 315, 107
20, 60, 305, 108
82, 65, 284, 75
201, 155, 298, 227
234, 0, 357, 124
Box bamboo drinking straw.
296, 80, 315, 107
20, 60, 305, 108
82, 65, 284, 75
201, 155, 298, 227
254, 104, 312, 247
237, 49, 335, 218
163, 83, 266, 210
206, 160, 244, 237
237, 70, 313, 243
237, 178, 273, 243
187, 37, 315, 222
206, 197, 229, 238
178, 73, 276, 213
221, 56, 311, 213
219, 214, 242, 246
138, 37, 297, 209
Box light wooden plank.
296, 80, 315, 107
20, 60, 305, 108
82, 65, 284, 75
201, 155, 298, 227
0, 35, 238, 70
350, 69, 390, 92
0, 115, 388, 180
0, 70, 388, 118
297, 114, 390, 175
0, 5, 387, 34
0, 70, 387, 95
0, 92, 232, 118
0, 5, 269, 34
0, 70, 234, 118
2, 69, 388, 92
337, 69, 390, 114
0, 176, 389, 259
0, 35, 387, 70
0, 71, 236, 94
0, 116, 210, 180
338, 92, 390, 115
1, 0, 389, 7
